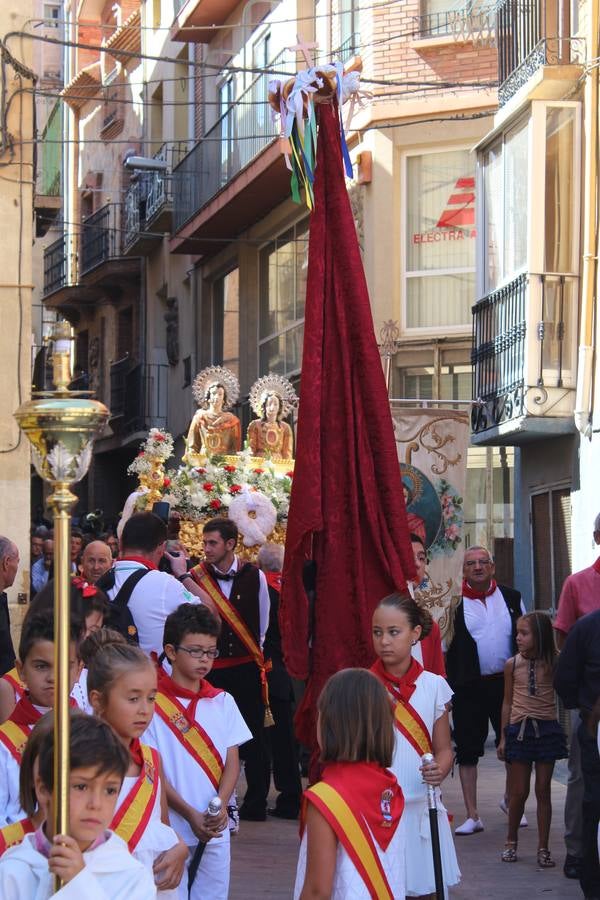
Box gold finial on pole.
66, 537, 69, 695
14, 320, 109, 889
379, 319, 400, 394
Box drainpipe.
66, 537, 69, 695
574, 0, 599, 436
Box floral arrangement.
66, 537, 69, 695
163, 448, 293, 523
429, 478, 464, 557
127, 428, 174, 477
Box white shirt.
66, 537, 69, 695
143, 687, 251, 846
0, 703, 50, 826
106, 561, 199, 657
211, 557, 271, 647
463, 586, 524, 675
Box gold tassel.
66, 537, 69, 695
264, 705, 275, 728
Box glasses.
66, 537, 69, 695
464, 559, 493, 567
175, 646, 220, 659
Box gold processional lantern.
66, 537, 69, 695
14, 321, 109, 887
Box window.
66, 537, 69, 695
218, 77, 234, 184
337, 0, 359, 55
404, 149, 476, 330
531, 486, 571, 611
212, 269, 239, 376
259, 222, 309, 376
479, 102, 580, 295
44, 3, 59, 26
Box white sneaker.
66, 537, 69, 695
499, 799, 528, 827
455, 817, 484, 835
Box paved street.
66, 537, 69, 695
230, 743, 581, 898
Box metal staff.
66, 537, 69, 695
421, 752, 444, 900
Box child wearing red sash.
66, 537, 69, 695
371, 594, 460, 898
0, 712, 156, 898
0, 612, 81, 827
295, 668, 405, 899
88, 643, 188, 897
143, 603, 251, 900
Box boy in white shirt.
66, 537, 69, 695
0, 712, 156, 898
143, 603, 251, 900
0, 612, 81, 826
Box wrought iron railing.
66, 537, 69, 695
123, 143, 189, 247
332, 33, 361, 59
471, 272, 528, 404
80, 204, 121, 276
110, 358, 168, 434
172, 47, 294, 233
496, 0, 583, 105
43, 234, 68, 295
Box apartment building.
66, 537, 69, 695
39, 0, 509, 555
470, 0, 600, 609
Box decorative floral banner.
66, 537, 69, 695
391, 407, 470, 638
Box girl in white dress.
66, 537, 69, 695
88, 643, 188, 898
371, 593, 460, 898
294, 668, 406, 900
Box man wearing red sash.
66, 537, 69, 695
190, 517, 271, 821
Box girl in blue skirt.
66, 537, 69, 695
497, 611, 567, 867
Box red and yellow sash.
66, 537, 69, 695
390, 696, 432, 759
0, 817, 34, 856
110, 743, 159, 852
192, 563, 274, 725
305, 781, 396, 900
0, 719, 32, 765
154, 691, 223, 791
1, 668, 24, 699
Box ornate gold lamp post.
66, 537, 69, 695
14, 321, 109, 881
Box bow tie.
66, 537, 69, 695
213, 568, 234, 581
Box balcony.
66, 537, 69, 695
107, 358, 168, 438
42, 204, 140, 318
496, 0, 584, 107
123, 143, 189, 255
470, 272, 577, 444
171, 50, 293, 255
171, 0, 241, 42
414, 3, 495, 40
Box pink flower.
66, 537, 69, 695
230, 484, 242, 494
209, 499, 221, 510
203, 482, 214, 492
446, 524, 459, 539
137, 451, 144, 458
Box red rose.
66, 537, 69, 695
286, 471, 294, 478
155, 434, 165, 442
253, 468, 264, 474
224, 465, 237, 473
137, 451, 144, 457
163, 477, 171, 487
195, 467, 206, 474
230, 484, 242, 494
203, 483, 214, 491
209, 499, 221, 510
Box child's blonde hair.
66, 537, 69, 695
87, 642, 154, 703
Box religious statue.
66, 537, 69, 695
247, 374, 298, 460
184, 366, 242, 462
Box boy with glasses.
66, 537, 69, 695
143, 604, 250, 900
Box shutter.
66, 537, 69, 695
552, 488, 572, 608
531, 492, 552, 610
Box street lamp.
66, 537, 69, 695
13, 320, 109, 887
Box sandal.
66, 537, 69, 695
537, 848, 556, 868
501, 841, 518, 862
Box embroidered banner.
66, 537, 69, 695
391, 407, 470, 638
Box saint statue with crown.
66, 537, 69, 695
247, 374, 298, 461
183, 366, 242, 464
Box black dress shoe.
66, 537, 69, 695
563, 854, 582, 879
238, 807, 267, 822
267, 807, 299, 820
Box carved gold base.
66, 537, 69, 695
179, 518, 287, 563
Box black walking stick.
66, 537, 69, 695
188, 796, 222, 896
421, 752, 445, 900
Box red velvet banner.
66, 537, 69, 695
280, 102, 416, 751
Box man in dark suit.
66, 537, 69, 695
0, 537, 18, 676
446, 545, 524, 835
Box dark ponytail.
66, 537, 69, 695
378, 593, 433, 640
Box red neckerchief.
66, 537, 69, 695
129, 738, 145, 768
265, 571, 282, 592
462, 578, 498, 600
319, 761, 403, 850
156, 665, 222, 725
71, 575, 98, 598
371, 656, 423, 704
10, 694, 44, 728
594, 558, 600, 575
119, 555, 158, 571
